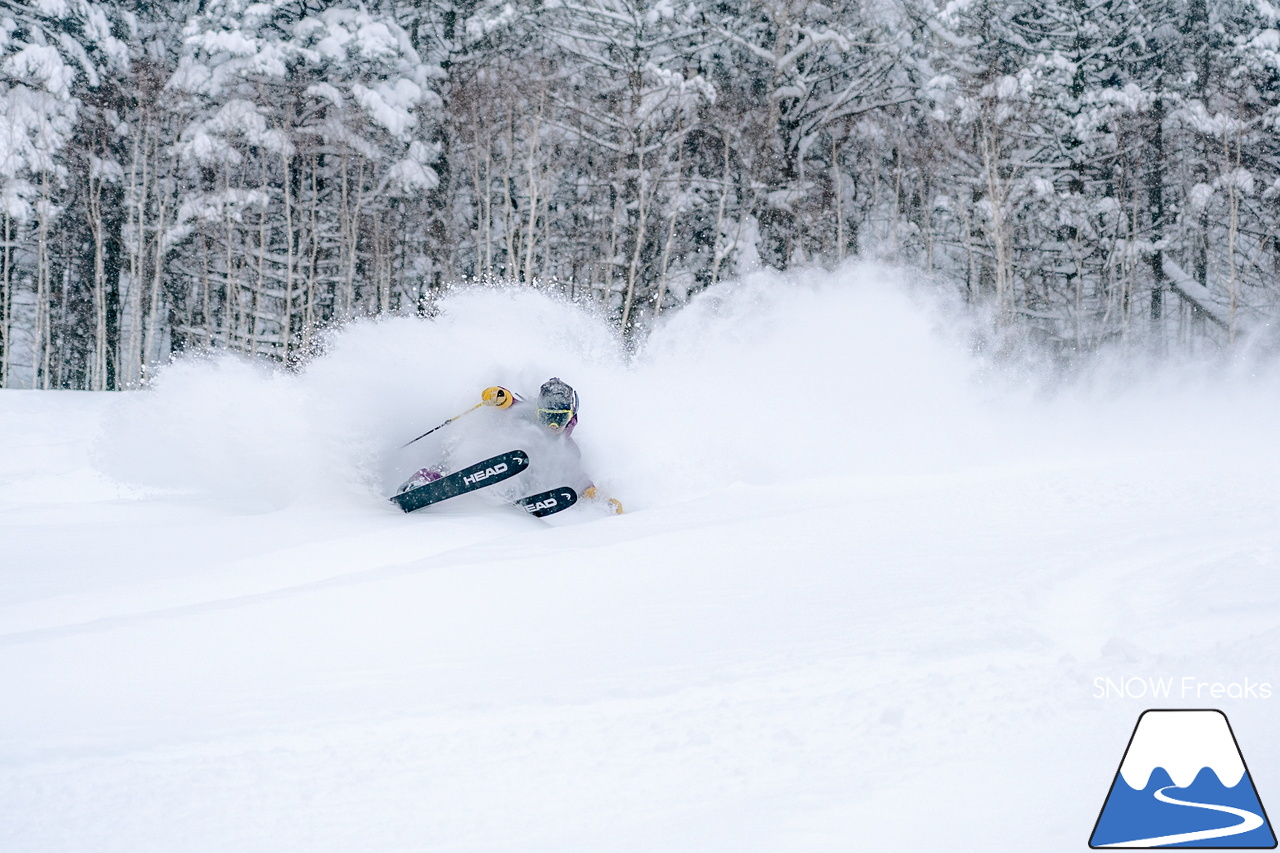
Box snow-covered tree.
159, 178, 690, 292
2, 0, 1279, 388
0, 0, 126, 387
165, 0, 443, 370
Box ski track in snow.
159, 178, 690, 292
2, 270, 1280, 852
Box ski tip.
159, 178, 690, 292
515, 486, 578, 517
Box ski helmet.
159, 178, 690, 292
536, 378, 578, 431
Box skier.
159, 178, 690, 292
399, 378, 624, 514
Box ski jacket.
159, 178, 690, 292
487, 387, 592, 492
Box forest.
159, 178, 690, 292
1, 0, 1277, 389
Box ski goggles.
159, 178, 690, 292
536, 408, 574, 431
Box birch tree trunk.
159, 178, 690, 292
143, 150, 171, 376
35, 174, 52, 389
653, 132, 686, 319
1147, 91, 1166, 330
980, 120, 1012, 324
343, 159, 366, 319
123, 117, 151, 386
1, 210, 11, 388
710, 142, 731, 287
281, 138, 296, 361
621, 148, 653, 332
303, 152, 319, 343
87, 159, 108, 390
200, 232, 212, 348
1225, 127, 1240, 345
522, 91, 546, 284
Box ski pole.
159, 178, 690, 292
400, 403, 482, 448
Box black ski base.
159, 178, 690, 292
391, 450, 529, 513
513, 486, 577, 517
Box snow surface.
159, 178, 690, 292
3, 264, 1280, 851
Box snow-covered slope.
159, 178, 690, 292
2, 265, 1279, 852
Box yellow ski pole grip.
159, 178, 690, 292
482, 386, 514, 408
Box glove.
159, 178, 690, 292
481, 386, 515, 409
584, 487, 624, 515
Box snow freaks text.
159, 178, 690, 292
1093, 677, 1274, 701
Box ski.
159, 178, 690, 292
391, 450, 529, 513
513, 486, 578, 518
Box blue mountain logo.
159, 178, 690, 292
1090, 709, 1276, 848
